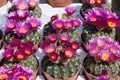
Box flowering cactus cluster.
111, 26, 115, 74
0, 64, 33, 80
4, 0, 41, 45
41, 6, 82, 79
86, 36, 120, 62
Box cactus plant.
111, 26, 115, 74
41, 6, 82, 79
84, 36, 120, 79
81, 7, 120, 45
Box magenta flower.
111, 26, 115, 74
11, 38, 21, 47
0, 70, 10, 80
51, 15, 58, 21
71, 41, 80, 50
64, 20, 74, 29
19, 42, 25, 49
4, 49, 14, 60
5, 20, 16, 31
26, 17, 41, 30
49, 53, 59, 62
59, 33, 71, 42
15, 23, 29, 36
64, 47, 75, 58
52, 20, 64, 30
87, 0, 96, 5
101, 69, 108, 76
40, 41, 49, 49
17, 10, 29, 19
44, 44, 56, 55
27, 0, 39, 8
107, 18, 120, 28
25, 41, 34, 48
17, 1, 29, 10
85, 12, 97, 23
71, 18, 82, 27
23, 47, 33, 56
13, 72, 29, 80
14, 50, 26, 60
95, 76, 109, 80
12, 0, 21, 6
7, 11, 18, 21
48, 34, 58, 43
65, 6, 76, 15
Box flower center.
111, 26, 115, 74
18, 75, 27, 80
101, 53, 109, 61
66, 23, 72, 28
90, 17, 96, 22
19, 28, 27, 33
72, 44, 78, 49
110, 48, 116, 54
98, 43, 104, 47
56, 23, 62, 29
108, 21, 116, 28
74, 21, 79, 26
20, 5, 26, 10
6, 53, 12, 58
17, 54, 24, 60
65, 51, 72, 58
25, 50, 31, 55
29, 2, 36, 7
31, 23, 37, 27
97, 0, 102, 4
9, 24, 14, 28
47, 48, 54, 53
0, 74, 8, 79
90, 0, 95, 4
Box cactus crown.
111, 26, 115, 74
41, 6, 82, 78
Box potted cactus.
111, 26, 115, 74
4, 0, 42, 51
40, 6, 82, 80
0, 39, 39, 80
81, 7, 120, 50
43, 6, 82, 42
83, 36, 120, 80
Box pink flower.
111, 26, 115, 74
64, 20, 74, 29
40, 41, 49, 49
71, 18, 82, 27
14, 50, 26, 60
4, 49, 14, 60
44, 44, 56, 55
107, 18, 120, 28
17, 10, 29, 19
51, 15, 58, 21
64, 47, 75, 58
5, 20, 16, 31
59, 33, 71, 42
71, 41, 80, 50
7, 11, 18, 22
11, 38, 21, 47
15, 23, 30, 36
100, 50, 110, 62
25, 41, 34, 48
16, 1, 29, 10
26, 17, 41, 30
52, 20, 64, 30
49, 53, 58, 62
27, 0, 39, 8
48, 34, 58, 43
65, 6, 76, 15
23, 47, 33, 56
85, 12, 97, 23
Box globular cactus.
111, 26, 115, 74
42, 54, 81, 79
4, 55, 38, 71
84, 55, 120, 79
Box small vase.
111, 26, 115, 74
47, 0, 73, 7
0, 0, 8, 7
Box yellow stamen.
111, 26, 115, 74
101, 53, 109, 61
0, 74, 8, 79
56, 24, 62, 29
20, 5, 26, 10
47, 48, 54, 53
65, 51, 72, 57
90, 17, 96, 22
97, 0, 102, 4
66, 23, 72, 28
90, 0, 95, 4
19, 28, 27, 33
18, 75, 27, 80
29, 2, 36, 7
17, 54, 24, 60
98, 43, 104, 47
9, 24, 14, 28
31, 23, 37, 27
108, 21, 116, 28
25, 50, 30, 55
110, 48, 116, 54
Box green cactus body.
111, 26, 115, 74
5, 30, 40, 45
82, 25, 116, 43
42, 54, 81, 79
4, 55, 38, 71
84, 56, 120, 78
